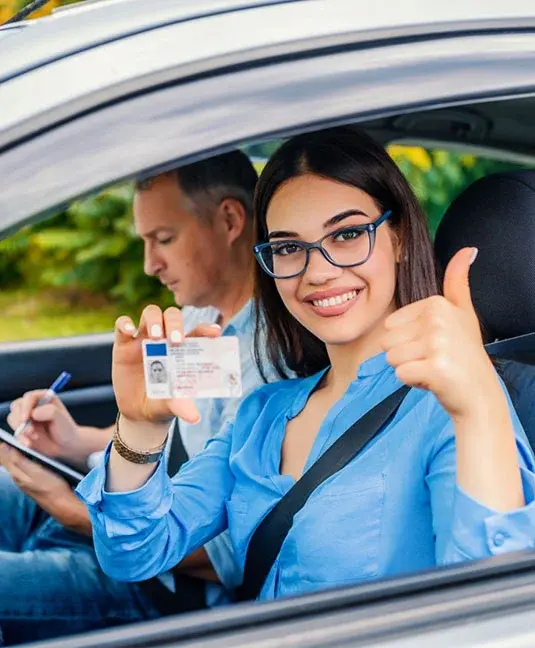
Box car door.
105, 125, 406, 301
0, 334, 116, 431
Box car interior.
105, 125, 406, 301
2, 90, 535, 645
434, 170, 535, 450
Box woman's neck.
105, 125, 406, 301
323, 322, 388, 394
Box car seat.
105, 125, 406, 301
434, 170, 535, 450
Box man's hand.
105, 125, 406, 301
8, 390, 80, 457
7, 391, 112, 469
0, 444, 92, 535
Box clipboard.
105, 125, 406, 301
0, 427, 86, 487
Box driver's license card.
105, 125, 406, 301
142, 337, 242, 399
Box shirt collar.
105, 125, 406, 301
357, 351, 390, 378
286, 351, 391, 420
223, 299, 254, 336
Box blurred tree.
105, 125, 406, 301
0, 0, 78, 23
387, 145, 528, 234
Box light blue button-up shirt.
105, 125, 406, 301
157, 300, 274, 605
78, 352, 535, 601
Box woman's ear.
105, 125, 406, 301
216, 198, 247, 245
390, 227, 403, 263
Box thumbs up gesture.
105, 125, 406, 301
383, 247, 495, 420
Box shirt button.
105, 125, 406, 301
493, 531, 507, 548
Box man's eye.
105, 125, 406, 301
157, 237, 174, 245
273, 243, 301, 256
332, 228, 364, 242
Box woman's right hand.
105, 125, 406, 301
113, 305, 220, 425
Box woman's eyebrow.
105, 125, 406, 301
324, 209, 369, 228
267, 209, 370, 240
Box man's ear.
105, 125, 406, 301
217, 198, 247, 245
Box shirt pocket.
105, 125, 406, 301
282, 471, 386, 586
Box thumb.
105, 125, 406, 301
443, 247, 478, 313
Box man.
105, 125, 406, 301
0, 150, 270, 645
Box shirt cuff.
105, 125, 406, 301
76, 442, 173, 520
204, 530, 242, 591
452, 467, 535, 558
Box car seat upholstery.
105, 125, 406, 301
434, 170, 535, 450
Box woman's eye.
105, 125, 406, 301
273, 243, 301, 256
333, 228, 363, 242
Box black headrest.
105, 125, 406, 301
434, 170, 535, 342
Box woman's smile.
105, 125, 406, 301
303, 286, 364, 317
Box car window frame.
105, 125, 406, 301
3, 28, 535, 647
3, 30, 535, 236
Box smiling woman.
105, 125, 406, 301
77, 126, 535, 604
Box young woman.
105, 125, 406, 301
77, 127, 535, 600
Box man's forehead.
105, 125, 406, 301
133, 177, 192, 235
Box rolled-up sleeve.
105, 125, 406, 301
76, 422, 235, 582
427, 401, 535, 565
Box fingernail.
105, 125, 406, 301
210, 324, 222, 330
469, 248, 479, 265
170, 330, 182, 344
125, 323, 135, 332
151, 324, 163, 338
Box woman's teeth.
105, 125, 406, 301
311, 289, 359, 308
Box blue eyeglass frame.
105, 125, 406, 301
254, 209, 392, 279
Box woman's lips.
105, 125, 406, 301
307, 288, 363, 317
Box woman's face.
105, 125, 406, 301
265, 174, 399, 348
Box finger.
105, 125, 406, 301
384, 299, 428, 329
382, 322, 421, 352
12, 390, 50, 424
138, 305, 164, 340
187, 323, 222, 339
27, 403, 60, 423
115, 315, 138, 347
394, 359, 432, 390
386, 341, 428, 368
0, 445, 23, 472
443, 247, 477, 314
162, 307, 184, 346
167, 398, 201, 424
0, 443, 11, 467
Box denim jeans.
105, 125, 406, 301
0, 469, 160, 646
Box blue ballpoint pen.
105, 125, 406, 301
14, 371, 72, 438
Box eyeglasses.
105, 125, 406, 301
254, 210, 392, 279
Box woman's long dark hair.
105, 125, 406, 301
254, 126, 439, 380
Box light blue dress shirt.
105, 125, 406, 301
153, 300, 273, 605
78, 352, 535, 601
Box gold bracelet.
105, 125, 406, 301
112, 413, 167, 465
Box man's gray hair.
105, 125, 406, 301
136, 150, 258, 221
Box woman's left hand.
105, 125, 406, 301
383, 247, 498, 421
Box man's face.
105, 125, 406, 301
134, 174, 229, 307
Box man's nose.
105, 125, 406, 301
303, 247, 343, 284
144, 243, 164, 277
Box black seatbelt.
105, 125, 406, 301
236, 384, 410, 602
486, 331, 535, 366
166, 419, 189, 478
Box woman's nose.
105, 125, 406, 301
303, 248, 343, 284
